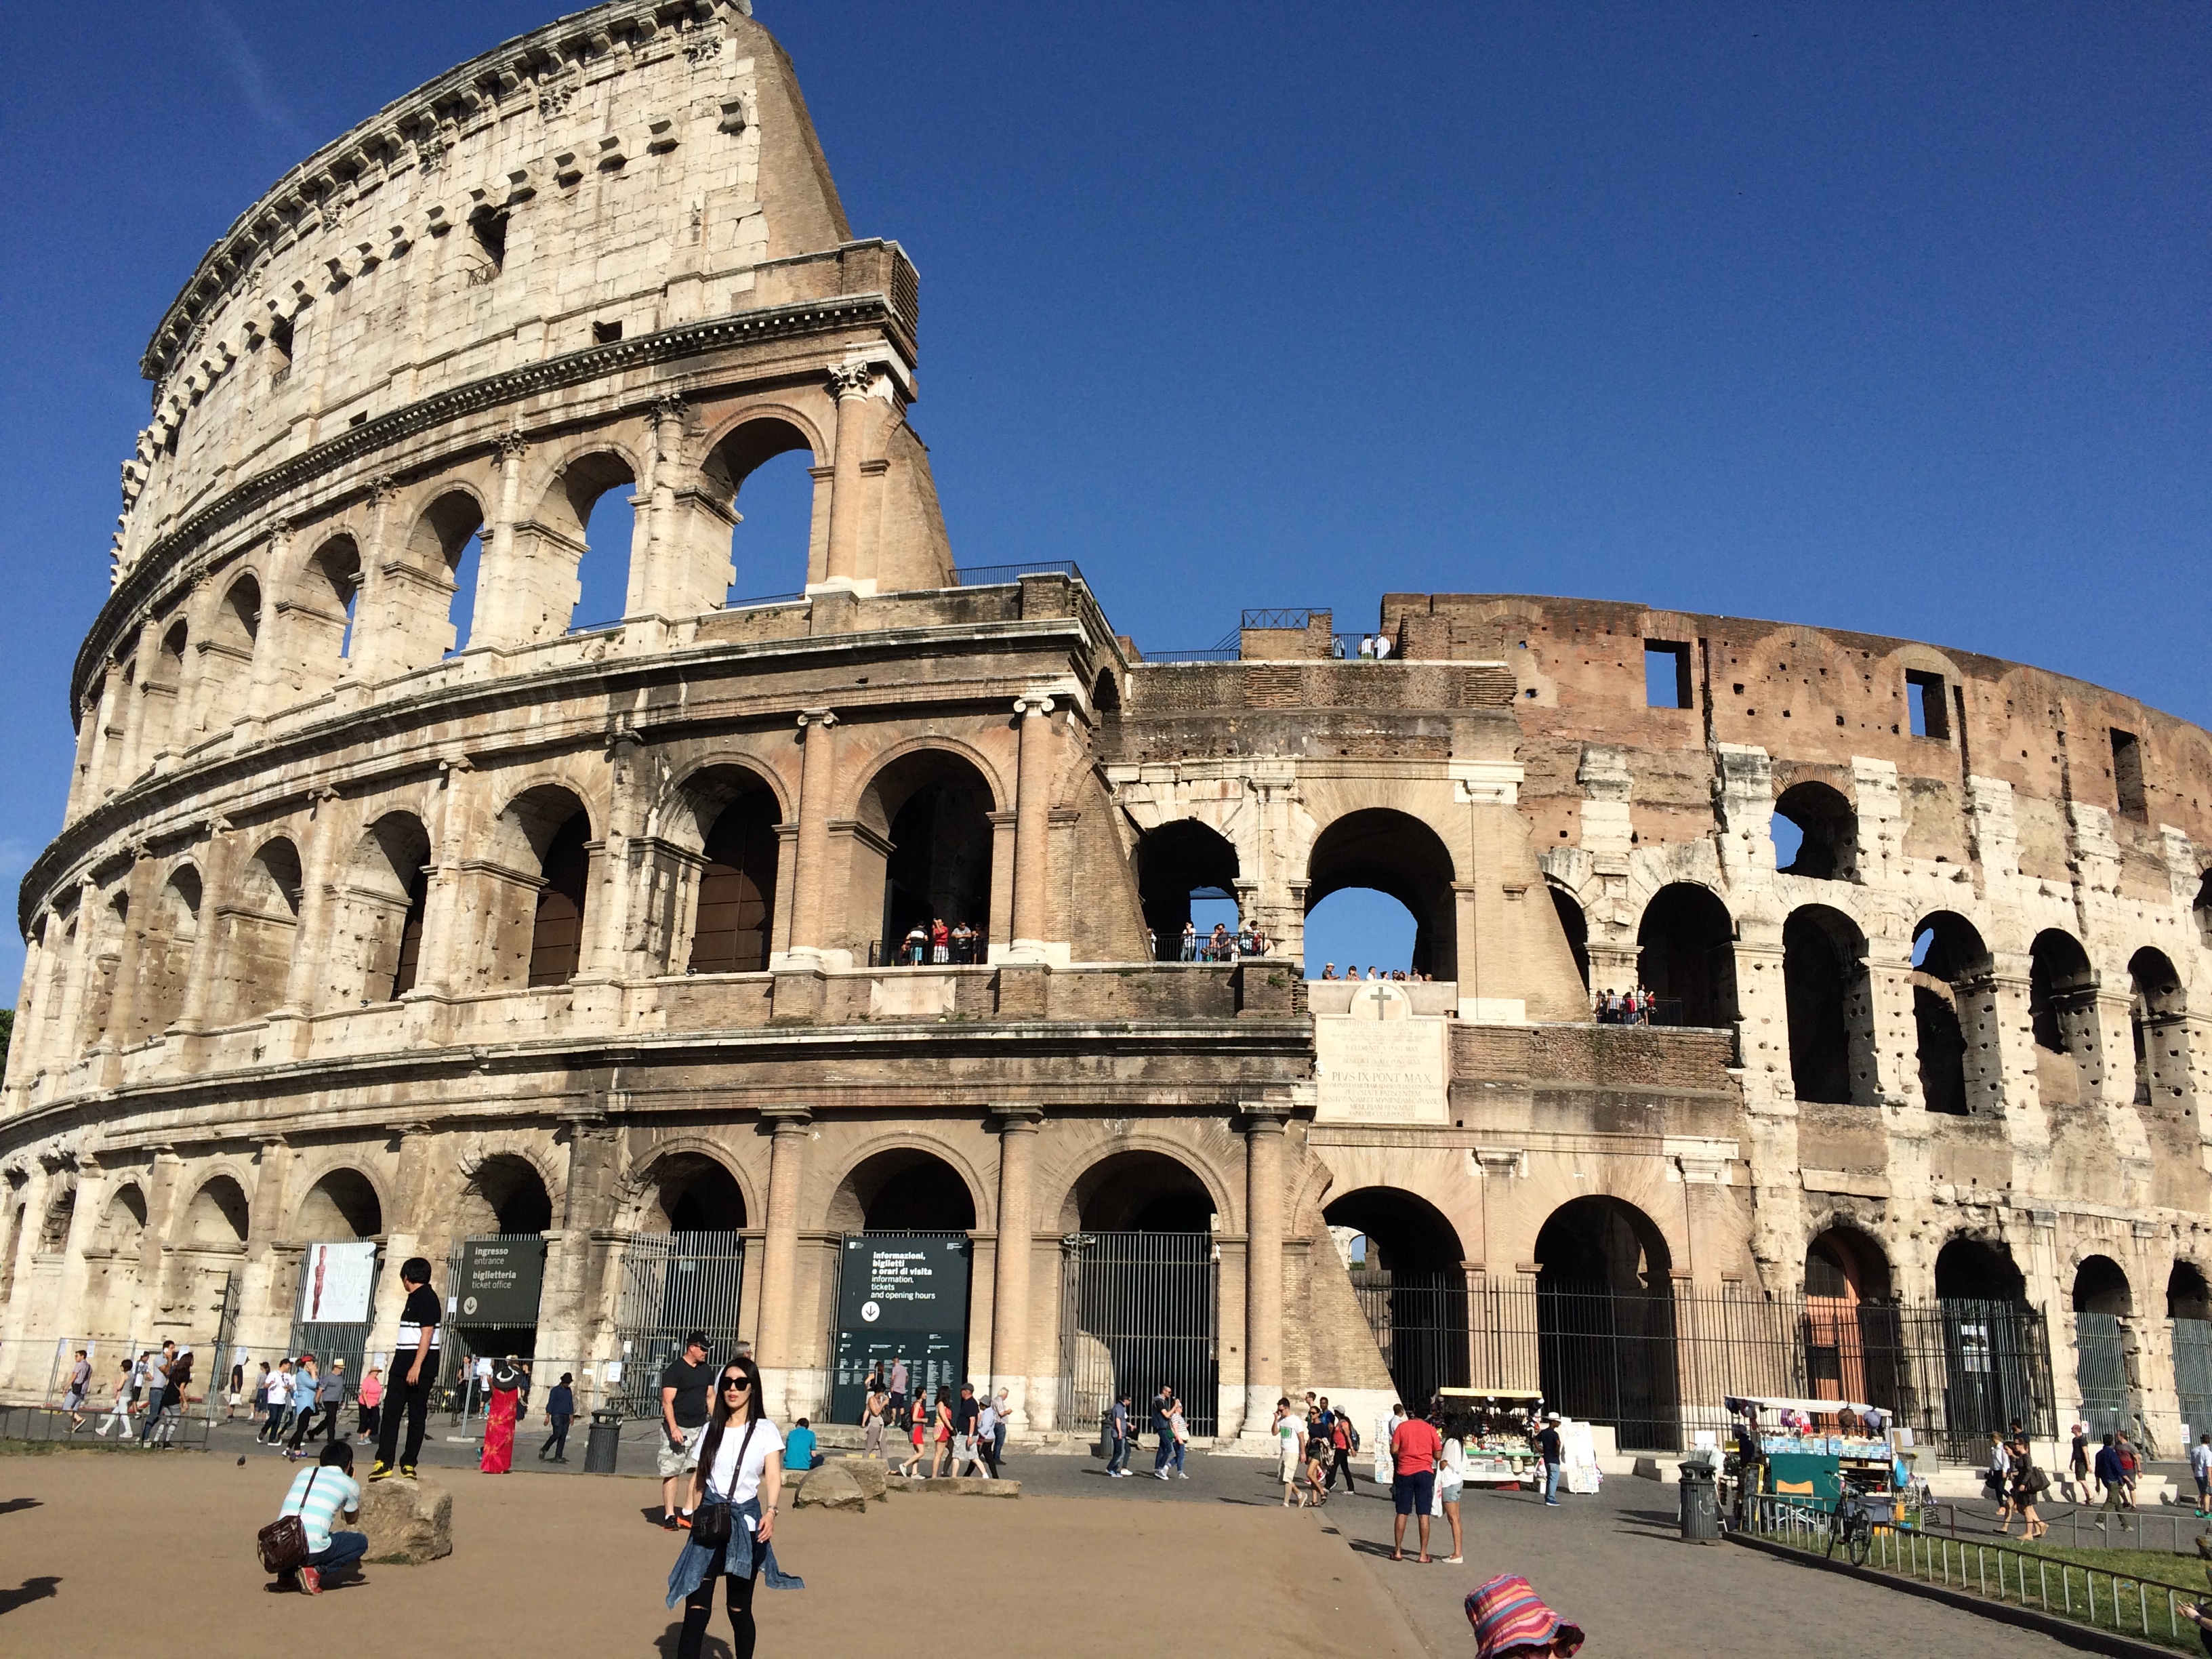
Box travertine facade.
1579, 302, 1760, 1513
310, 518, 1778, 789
6, 1, 2210, 1450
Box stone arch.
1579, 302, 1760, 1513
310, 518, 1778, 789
1091, 665, 1122, 714
37, 1184, 77, 1254
485, 782, 596, 989
1136, 819, 1240, 961
2196, 869, 2212, 951
181, 1173, 250, 1246
1547, 880, 1591, 991
1910, 910, 1998, 1115
1305, 807, 1460, 981
1324, 1186, 1469, 1402
1635, 882, 1737, 1029
2170, 1261, 2212, 1320
385, 487, 487, 672
195, 570, 262, 733
2029, 928, 2101, 1107
1056, 1146, 1226, 1233
2129, 947, 2193, 1112
136, 616, 190, 764
631, 1144, 752, 1233
222, 835, 303, 1022
454, 1151, 556, 1236
2072, 1254, 2132, 1316
291, 1166, 385, 1240
1805, 1226, 1898, 1404
136, 862, 203, 1040
853, 745, 1001, 964
86, 888, 129, 1048
825, 1143, 983, 1233
1533, 1195, 1679, 1448
2071, 1253, 2137, 1439
297, 531, 363, 676
669, 762, 783, 976
528, 445, 644, 633
1934, 1234, 2026, 1302
1783, 903, 1875, 1105
97, 1182, 148, 1253
328, 811, 430, 1006
702, 411, 826, 598
1772, 779, 1859, 881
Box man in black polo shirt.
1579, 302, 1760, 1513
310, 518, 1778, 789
370, 1257, 441, 1481
657, 1332, 713, 1528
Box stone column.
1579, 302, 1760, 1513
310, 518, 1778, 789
819, 365, 875, 590
754, 1106, 812, 1418
273, 790, 342, 1032
533, 1113, 621, 1370
54, 1156, 109, 1348
780, 711, 838, 964
0, 1166, 54, 1357
172, 819, 235, 1036
49, 880, 102, 1071
98, 853, 162, 1060
988, 1106, 1042, 1427
1240, 1105, 1290, 1441
471, 431, 530, 649
235, 1139, 297, 1353
1007, 693, 1057, 963
131, 1149, 186, 1338
243, 520, 293, 723
367, 1126, 438, 1363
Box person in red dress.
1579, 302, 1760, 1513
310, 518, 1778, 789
480, 1356, 524, 1474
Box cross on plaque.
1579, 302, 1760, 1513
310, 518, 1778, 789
1366, 980, 1394, 1017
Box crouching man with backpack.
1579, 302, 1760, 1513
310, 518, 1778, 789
263, 1441, 368, 1595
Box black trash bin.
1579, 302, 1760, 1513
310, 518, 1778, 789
584, 1409, 623, 1475
1679, 1462, 1721, 1541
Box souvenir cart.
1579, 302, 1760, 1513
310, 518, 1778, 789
1722, 1393, 1910, 1517
1437, 1389, 1543, 1489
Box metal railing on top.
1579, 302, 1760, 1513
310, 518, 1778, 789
1747, 1491, 2209, 1650
953, 560, 1085, 587
1240, 608, 1322, 630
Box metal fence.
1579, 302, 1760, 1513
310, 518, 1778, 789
0, 1401, 211, 1450
607, 1231, 747, 1418
2176, 1318, 2212, 1441
954, 560, 1086, 588
1749, 1492, 2207, 1650
1059, 1231, 1219, 1438
1345, 1278, 2055, 1456
2073, 1311, 2133, 1441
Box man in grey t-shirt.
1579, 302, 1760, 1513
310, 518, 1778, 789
137, 1343, 175, 1445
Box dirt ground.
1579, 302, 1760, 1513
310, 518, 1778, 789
0, 1450, 1425, 1658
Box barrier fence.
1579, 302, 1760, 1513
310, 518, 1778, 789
1059, 1231, 1220, 1438
1748, 1492, 2207, 1652
1347, 1277, 2056, 1456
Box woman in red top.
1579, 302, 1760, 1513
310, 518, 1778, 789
930, 1389, 956, 1477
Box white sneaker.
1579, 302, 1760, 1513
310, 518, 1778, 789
1176, 1471, 1189, 1479
1155, 1470, 1169, 1480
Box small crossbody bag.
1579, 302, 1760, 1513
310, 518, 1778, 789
691, 1418, 760, 1549
257, 1469, 317, 1574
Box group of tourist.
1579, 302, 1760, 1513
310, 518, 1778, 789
1985, 1428, 2053, 1539
1316, 963, 1435, 981
881, 1378, 1008, 1480
1594, 985, 1657, 1023
251, 1353, 378, 1458
1337, 633, 1397, 660
1173, 920, 1273, 960
896, 918, 984, 964
68, 1341, 195, 1447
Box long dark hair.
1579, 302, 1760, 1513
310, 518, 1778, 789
694, 1354, 765, 1491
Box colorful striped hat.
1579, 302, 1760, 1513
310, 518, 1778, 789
1465, 1575, 1584, 1659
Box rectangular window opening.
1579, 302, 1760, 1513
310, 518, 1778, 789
267, 314, 293, 365
2112, 727, 2147, 821
1905, 670, 1950, 740
470, 209, 508, 273
592, 319, 623, 346
1644, 640, 1693, 709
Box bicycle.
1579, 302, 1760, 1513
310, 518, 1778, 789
1826, 1473, 1877, 1566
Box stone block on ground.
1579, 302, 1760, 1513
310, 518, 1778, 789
359, 1473, 453, 1563
885, 1475, 1019, 1497
834, 1455, 888, 1500
791, 1459, 867, 1511
1632, 1456, 1662, 1481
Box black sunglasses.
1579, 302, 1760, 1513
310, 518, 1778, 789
720, 1376, 752, 1391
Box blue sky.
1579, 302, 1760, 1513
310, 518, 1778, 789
1, 1, 2205, 988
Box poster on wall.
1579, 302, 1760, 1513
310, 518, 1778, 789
298, 1241, 379, 1325
829, 1234, 972, 1424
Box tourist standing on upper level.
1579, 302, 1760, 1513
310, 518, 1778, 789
930, 918, 950, 963
1180, 922, 1197, 960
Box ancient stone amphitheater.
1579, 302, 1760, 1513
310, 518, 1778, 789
5, 0, 2209, 1458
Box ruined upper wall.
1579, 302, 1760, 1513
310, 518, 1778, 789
1379, 593, 2212, 861
117, 1, 844, 587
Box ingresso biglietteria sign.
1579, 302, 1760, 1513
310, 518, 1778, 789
451, 1236, 547, 1328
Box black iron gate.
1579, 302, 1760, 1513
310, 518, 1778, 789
1059, 1231, 1218, 1437
609, 1231, 747, 1418
2176, 1319, 2212, 1441
1538, 1285, 1682, 1450
1348, 1269, 1470, 1407
2074, 1311, 2131, 1441
1934, 1297, 2057, 1457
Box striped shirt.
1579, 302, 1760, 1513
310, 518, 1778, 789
279, 1466, 360, 1553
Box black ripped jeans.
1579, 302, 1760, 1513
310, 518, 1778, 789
678, 1543, 762, 1659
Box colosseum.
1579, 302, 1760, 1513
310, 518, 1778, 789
5, 0, 2210, 1464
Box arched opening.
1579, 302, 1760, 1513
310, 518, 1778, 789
136, 865, 203, 1040
2029, 930, 2101, 1107
222, 837, 302, 1023
1782, 904, 1872, 1105
87, 893, 127, 1047
456, 1154, 554, 1237
182, 1175, 249, 1246
1135, 820, 1240, 962
1305, 888, 1418, 980
1305, 808, 1458, 981
1932, 1235, 2047, 1456
1771, 781, 1858, 880
681, 771, 780, 975
641, 1153, 748, 1234
330, 813, 430, 1006
1091, 668, 1122, 714
1325, 1187, 1469, 1406
1804, 1227, 1900, 1405
828, 1148, 978, 1233
391, 491, 485, 670
1061, 1150, 1220, 1436
485, 785, 594, 989
558, 452, 642, 631
2072, 1254, 2136, 1440
99, 1184, 148, 1254
528, 812, 592, 987
305, 535, 363, 670
1635, 883, 1736, 1029
708, 419, 817, 600
2129, 947, 2192, 1112
293, 1170, 383, 1240
197, 573, 260, 733
37, 1187, 77, 1254
1549, 886, 1591, 991
137, 619, 188, 764
1910, 912, 1997, 1116
1534, 1197, 1678, 1448
2171, 1263, 2212, 1439
857, 750, 995, 966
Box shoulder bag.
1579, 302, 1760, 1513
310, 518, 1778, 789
257, 1469, 316, 1574
691, 1418, 760, 1549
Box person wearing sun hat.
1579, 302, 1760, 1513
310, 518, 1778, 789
1465, 1574, 1583, 1659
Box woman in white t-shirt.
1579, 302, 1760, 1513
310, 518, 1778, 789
665, 1355, 804, 1658
1433, 1424, 1468, 1565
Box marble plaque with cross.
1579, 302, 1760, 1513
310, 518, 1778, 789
1313, 979, 1451, 1124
